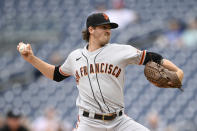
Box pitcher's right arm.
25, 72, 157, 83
17, 42, 69, 81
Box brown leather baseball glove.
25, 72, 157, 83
144, 61, 183, 90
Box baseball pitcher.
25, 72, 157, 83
17, 13, 184, 131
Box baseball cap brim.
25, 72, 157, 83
94, 22, 118, 29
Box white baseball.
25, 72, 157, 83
19, 44, 27, 53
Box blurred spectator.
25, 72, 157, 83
155, 18, 185, 48
94, 2, 107, 13
180, 17, 197, 48
164, 125, 176, 131
146, 111, 165, 131
104, 0, 139, 29
31, 107, 71, 131
0, 111, 29, 131
62, 120, 72, 131
20, 117, 31, 131
0, 115, 4, 128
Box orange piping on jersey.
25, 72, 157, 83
77, 116, 80, 128
73, 115, 80, 130
78, 115, 80, 122
59, 67, 69, 76
139, 50, 146, 65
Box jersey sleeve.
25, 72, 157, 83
59, 53, 73, 76
123, 45, 146, 65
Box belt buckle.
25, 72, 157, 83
102, 113, 115, 121
102, 115, 105, 121
102, 113, 111, 121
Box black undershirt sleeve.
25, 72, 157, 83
143, 52, 163, 65
53, 65, 70, 82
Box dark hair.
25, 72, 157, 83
82, 29, 90, 42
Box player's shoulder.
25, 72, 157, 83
107, 43, 134, 49
68, 48, 82, 57
107, 43, 142, 54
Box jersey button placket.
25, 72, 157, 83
91, 75, 97, 88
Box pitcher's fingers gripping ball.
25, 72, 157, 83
17, 42, 32, 55
19, 43, 26, 52
144, 61, 183, 90
17, 42, 27, 54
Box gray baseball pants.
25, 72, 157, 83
73, 114, 150, 131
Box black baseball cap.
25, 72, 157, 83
86, 13, 118, 29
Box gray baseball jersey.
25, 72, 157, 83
60, 43, 146, 114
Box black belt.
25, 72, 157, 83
83, 110, 123, 121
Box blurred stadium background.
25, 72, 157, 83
0, 0, 197, 130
